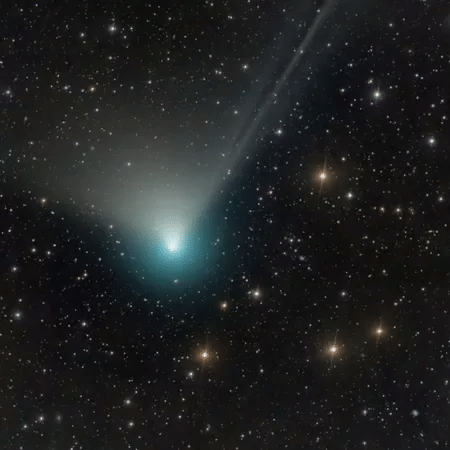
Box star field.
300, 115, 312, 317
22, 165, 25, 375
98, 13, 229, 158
1, 0, 450, 449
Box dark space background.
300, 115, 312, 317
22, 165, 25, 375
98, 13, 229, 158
1, 0, 450, 448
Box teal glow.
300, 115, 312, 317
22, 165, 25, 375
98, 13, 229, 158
127, 212, 218, 292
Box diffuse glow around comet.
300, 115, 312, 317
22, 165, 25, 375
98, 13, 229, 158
56, 0, 340, 291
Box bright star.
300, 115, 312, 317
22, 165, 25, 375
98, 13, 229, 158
372, 89, 382, 100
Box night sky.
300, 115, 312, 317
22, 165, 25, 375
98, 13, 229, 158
1, 0, 450, 448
